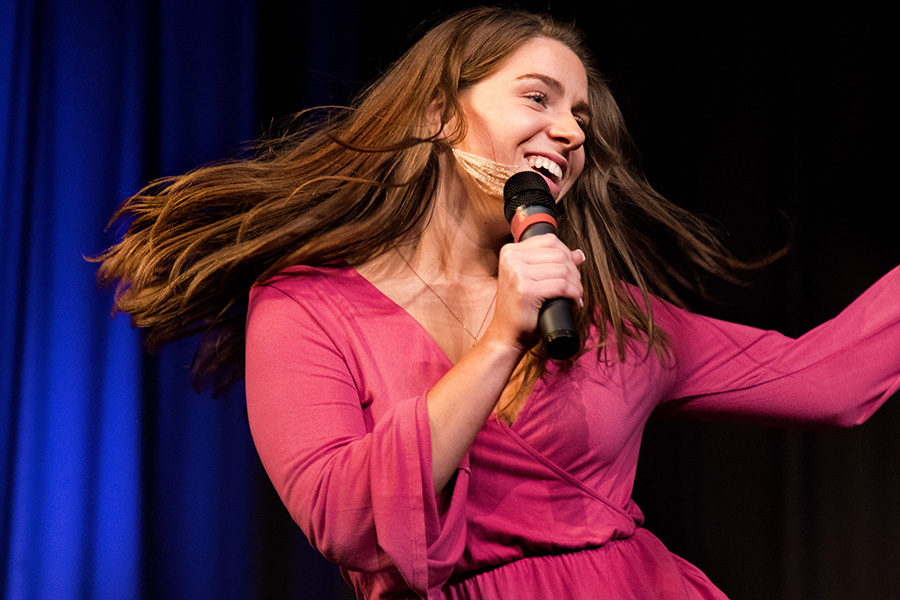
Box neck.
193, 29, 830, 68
398, 153, 509, 282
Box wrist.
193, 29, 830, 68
475, 327, 528, 365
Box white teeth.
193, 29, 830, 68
525, 155, 563, 179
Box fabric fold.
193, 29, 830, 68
367, 392, 469, 597
246, 272, 470, 599
655, 265, 900, 426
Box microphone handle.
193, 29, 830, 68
518, 222, 579, 360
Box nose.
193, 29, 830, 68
548, 111, 586, 150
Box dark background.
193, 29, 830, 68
2, 1, 897, 599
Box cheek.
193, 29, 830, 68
556, 151, 586, 201
458, 97, 507, 155
458, 116, 499, 157
568, 151, 586, 183
462, 100, 524, 153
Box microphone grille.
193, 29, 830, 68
503, 171, 556, 223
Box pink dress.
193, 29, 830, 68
244, 265, 900, 599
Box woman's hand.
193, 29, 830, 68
427, 234, 584, 492
483, 233, 586, 352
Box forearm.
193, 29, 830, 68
426, 330, 524, 493
427, 236, 585, 493
658, 265, 900, 425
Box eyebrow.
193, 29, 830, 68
515, 73, 592, 121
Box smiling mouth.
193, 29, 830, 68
525, 155, 563, 184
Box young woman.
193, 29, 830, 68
96, 7, 899, 599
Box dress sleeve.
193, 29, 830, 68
656, 266, 900, 426
244, 282, 468, 598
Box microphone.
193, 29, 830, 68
503, 171, 579, 360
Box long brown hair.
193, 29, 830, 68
94, 7, 759, 400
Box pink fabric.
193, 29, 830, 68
245, 265, 900, 599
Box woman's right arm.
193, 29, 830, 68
246, 281, 466, 595
244, 235, 583, 592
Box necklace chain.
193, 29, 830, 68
394, 248, 497, 342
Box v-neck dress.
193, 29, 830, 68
245, 265, 900, 599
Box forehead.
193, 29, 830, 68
487, 37, 588, 99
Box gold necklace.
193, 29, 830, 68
394, 248, 497, 342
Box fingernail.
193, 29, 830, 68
578, 298, 584, 309
575, 249, 586, 263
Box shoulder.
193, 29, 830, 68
617, 282, 691, 335
249, 264, 368, 311
246, 263, 399, 345
246, 265, 367, 337
245, 265, 370, 365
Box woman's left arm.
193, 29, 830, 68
656, 266, 900, 426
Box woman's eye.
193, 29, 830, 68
526, 92, 548, 105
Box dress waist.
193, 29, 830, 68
441, 529, 728, 600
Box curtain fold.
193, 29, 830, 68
1, 1, 260, 598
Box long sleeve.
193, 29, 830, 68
245, 275, 468, 598
655, 266, 900, 425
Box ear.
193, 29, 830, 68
425, 93, 445, 138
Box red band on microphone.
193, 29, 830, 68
510, 212, 558, 242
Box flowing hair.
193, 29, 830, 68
93, 7, 765, 412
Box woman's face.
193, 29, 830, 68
456, 37, 589, 201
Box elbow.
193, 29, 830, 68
811, 387, 885, 429
833, 413, 870, 429
303, 509, 384, 571
286, 464, 383, 571
821, 371, 900, 429
828, 404, 875, 429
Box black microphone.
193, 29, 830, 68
503, 171, 579, 360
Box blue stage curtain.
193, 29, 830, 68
0, 1, 273, 598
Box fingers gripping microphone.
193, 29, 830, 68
503, 171, 579, 360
